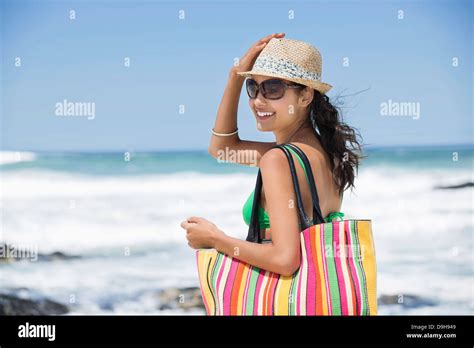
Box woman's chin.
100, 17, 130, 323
256, 121, 274, 131
257, 124, 269, 131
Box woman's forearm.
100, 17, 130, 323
208, 69, 245, 152
213, 229, 294, 276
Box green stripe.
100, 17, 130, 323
324, 222, 342, 315
245, 267, 261, 314
211, 253, 224, 312
289, 268, 300, 315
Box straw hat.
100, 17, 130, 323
237, 38, 332, 94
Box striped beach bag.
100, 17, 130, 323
196, 143, 377, 315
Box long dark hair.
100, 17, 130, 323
304, 88, 364, 196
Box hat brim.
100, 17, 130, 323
237, 70, 332, 94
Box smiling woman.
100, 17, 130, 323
182, 34, 376, 316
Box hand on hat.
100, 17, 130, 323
231, 33, 285, 76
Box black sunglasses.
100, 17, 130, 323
245, 78, 304, 100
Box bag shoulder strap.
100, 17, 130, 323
284, 143, 325, 224
245, 144, 313, 243
285, 146, 310, 185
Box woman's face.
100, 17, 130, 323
248, 75, 313, 132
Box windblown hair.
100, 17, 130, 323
302, 88, 365, 196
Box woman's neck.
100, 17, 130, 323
274, 120, 316, 145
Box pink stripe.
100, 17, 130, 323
321, 224, 332, 315
214, 255, 226, 313
253, 270, 265, 315
345, 220, 362, 315
296, 247, 303, 315
223, 258, 239, 315
333, 222, 349, 315
303, 229, 316, 315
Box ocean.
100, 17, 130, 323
0, 145, 472, 315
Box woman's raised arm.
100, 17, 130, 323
208, 33, 284, 167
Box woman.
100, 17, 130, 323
181, 33, 362, 277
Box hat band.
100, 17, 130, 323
252, 55, 321, 82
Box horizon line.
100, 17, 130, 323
1, 142, 473, 154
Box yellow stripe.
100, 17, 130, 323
200, 249, 217, 315
196, 251, 209, 313
273, 272, 282, 315
236, 265, 250, 315
276, 275, 292, 315
357, 220, 377, 315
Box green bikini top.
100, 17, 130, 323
242, 145, 344, 229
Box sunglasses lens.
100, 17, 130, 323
246, 79, 258, 98
261, 80, 285, 99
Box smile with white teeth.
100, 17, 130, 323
256, 111, 275, 118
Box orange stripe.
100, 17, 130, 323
306, 226, 322, 315
263, 274, 270, 315
316, 226, 325, 315
230, 261, 245, 315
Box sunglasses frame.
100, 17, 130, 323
245, 78, 304, 100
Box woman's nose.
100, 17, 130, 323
254, 93, 268, 106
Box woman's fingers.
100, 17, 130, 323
259, 33, 277, 43
187, 216, 201, 223
235, 33, 285, 73
257, 34, 271, 44
251, 33, 285, 52
257, 32, 285, 45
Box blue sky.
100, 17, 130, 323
1, 0, 472, 151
